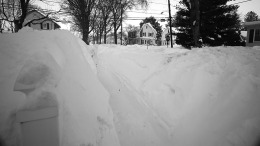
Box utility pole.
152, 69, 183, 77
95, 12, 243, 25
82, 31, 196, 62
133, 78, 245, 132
121, 0, 123, 45
168, 0, 173, 48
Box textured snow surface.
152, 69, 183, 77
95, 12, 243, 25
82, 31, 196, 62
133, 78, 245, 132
94, 45, 260, 146
0, 28, 120, 146
1, 27, 260, 146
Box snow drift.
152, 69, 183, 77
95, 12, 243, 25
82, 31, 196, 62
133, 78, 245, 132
1, 27, 260, 146
0, 27, 120, 146
94, 45, 260, 146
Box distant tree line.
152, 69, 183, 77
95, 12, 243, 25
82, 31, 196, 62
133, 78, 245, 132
0, 0, 148, 45
61, 0, 148, 45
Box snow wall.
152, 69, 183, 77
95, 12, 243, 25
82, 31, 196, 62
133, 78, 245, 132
94, 45, 260, 146
0, 27, 120, 146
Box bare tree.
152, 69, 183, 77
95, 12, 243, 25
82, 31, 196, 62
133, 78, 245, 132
111, 0, 129, 44
111, 0, 148, 44
98, 1, 113, 44
125, 24, 138, 32
61, 0, 100, 44
0, 0, 61, 32
0, 19, 3, 32
0, 0, 22, 32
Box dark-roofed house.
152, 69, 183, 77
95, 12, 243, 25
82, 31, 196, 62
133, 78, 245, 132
243, 21, 260, 46
23, 10, 60, 30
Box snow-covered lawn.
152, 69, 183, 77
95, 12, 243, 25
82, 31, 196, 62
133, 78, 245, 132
0, 28, 260, 146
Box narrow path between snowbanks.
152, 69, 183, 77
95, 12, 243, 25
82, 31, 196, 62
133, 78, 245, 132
94, 44, 260, 146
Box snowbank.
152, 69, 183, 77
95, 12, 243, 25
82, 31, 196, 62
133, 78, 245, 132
0, 28, 120, 146
95, 45, 260, 146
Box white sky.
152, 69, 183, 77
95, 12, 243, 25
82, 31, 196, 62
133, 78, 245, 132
36, 0, 260, 30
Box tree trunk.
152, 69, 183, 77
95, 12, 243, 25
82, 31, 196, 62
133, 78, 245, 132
104, 31, 107, 44
16, 0, 29, 32
96, 30, 99, 44
82, 29, 89, 45
82, 22, 90, 45
104, 22, 107, 44
99, 30, 102, 44
190, 0, 200, 48
114, 22, 117, 44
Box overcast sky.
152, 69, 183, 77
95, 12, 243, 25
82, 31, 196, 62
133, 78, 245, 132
125, 0, 260, 28
36, 0, 260, 30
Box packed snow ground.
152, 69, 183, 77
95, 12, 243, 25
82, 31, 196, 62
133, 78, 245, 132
93, 44, 260, 146
0, 28, 260, 146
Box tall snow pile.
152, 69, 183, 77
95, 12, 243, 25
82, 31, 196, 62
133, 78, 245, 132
0, 27, 120, 146
95, 45, 260, 146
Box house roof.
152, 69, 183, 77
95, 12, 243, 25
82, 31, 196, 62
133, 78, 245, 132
25, 10, 60, 28
243, 21, 260, 26
141, 23, 157, 34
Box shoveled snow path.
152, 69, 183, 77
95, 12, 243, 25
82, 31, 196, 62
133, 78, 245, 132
93, 44, 260, 146
95, 45, 189, 146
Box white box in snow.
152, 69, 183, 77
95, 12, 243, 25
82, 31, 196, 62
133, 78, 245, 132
16, 106, 59, 146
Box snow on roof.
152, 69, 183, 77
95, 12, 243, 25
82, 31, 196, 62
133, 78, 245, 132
241, 31, 247, 37
142, 23, 157, 34
25, 10, 60, 27
243, 21, 260, 26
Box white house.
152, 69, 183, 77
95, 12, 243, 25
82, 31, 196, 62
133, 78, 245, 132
139, 23, 157, 45
243, 21, 260, 46
23, 10, 60, 30
161, 27, 176, 46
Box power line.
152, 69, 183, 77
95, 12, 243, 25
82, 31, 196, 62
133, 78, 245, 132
126, 11, 168, 15
148, 1, 168, 5
229, 0, 252, 5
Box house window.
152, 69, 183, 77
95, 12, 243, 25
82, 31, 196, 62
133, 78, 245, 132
255, 29, 260, 41
146, 26, 147, 29
145, 40, 146, 44
44, 23, 50, 29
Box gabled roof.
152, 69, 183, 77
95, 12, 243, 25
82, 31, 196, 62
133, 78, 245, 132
27, 10, 45, 17
141, 23, 157, 34
243, 21, 260, 26
25, 10, 60, 28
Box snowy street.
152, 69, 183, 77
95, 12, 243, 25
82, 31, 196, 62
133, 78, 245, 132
0, 29, 260, 146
